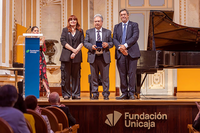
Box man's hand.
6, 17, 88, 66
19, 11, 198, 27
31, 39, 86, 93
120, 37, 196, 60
121, 50, 128, 56
92, 45, 97, 50
102, 42, 108, 48
60, 104, 66, 107
119, 45, 128, 56
119, 45, 126, 51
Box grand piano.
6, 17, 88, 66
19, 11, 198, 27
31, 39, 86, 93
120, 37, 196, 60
136, 10, 200, 98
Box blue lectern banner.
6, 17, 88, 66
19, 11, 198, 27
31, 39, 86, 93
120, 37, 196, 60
25, 38, 40, 98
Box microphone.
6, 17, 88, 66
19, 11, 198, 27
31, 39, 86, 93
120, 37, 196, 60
26, 26, 31, 33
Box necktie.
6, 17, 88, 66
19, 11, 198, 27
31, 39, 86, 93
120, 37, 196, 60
122, 23, 126, 44
97, 30, 101, 41
97, 31, 101, 52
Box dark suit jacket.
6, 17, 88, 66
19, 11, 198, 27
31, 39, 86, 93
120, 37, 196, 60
113, 21, 140, 59
60, 27, 84, 63
58, 106, 76, 127
84, 28, 113, 64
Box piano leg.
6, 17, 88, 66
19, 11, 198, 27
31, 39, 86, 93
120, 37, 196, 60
136, 74, 141, 99
136, 73, 148, 99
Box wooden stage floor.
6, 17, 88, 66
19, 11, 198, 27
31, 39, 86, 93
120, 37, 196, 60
38, 95, 200, 106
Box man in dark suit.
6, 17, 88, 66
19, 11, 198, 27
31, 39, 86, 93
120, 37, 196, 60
113, 9, 141, 100
48, 92, 76, 127
84, 14, 113, 100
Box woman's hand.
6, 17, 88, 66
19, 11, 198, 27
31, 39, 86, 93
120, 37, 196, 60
70, 53, 76, 59
72, 48, 79, 55
40, 37, 45, 46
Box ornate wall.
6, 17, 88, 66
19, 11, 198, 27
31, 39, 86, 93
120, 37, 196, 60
0, 0, 200, 95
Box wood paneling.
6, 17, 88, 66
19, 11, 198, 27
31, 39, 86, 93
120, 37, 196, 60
2, 0, 6, 63
67, 0, 71, 19
33, 0, 36, 26
39, 101, 198, 133
9, 0, 13, 64
83, 0, 88, 32
14, 0, 22, 25
73, 0, 81, 24
26, 0, 31, 28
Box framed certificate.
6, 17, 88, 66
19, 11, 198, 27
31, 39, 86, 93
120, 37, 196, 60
96, 41, 102, 48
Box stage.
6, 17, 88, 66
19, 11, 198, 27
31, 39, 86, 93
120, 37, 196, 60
38, 95, 199, 133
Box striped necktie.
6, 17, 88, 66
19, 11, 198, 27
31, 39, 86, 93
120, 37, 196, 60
97, 30, 101, 41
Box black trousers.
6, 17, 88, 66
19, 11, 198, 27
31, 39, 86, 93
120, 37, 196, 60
61, 61, 81, 97
117, 55, 138, 96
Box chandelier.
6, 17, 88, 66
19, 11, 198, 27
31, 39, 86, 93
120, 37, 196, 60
41, 0, 61, 6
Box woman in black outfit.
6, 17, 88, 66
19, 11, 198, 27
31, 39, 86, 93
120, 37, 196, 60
60, 15, 84, 99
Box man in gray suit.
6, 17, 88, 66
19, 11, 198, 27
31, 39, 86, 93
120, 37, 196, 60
113, 9, 141, 100
84, 14, 113, 100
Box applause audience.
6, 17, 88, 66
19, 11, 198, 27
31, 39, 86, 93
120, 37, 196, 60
193, 102, 200, 131
0, 85, 30, 133
25, 95, 54, 133
48, 92, 76, 126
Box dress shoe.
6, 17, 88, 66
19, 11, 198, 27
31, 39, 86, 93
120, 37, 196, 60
72, 96, 81, 99
104, 96, 109, 100
63, 96, 70, 99
129, 95, 135, 100
116, 94, 129, 100
91, 96, 99, 100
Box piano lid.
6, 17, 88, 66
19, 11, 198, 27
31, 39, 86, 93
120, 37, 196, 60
148, 10, 200, 51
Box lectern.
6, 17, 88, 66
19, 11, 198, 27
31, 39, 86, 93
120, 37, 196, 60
23, 33, 43, 98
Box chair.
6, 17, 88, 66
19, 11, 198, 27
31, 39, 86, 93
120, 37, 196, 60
70, 124, 80, 133
46, 106, 79, 133
188, 124, 200, 133
25, 118, 33, 133
27, 109, 48, 133
55, 128, 70, 133
0, 117, 14, 133
46, 106, 69, 129
40, 108, 63, 132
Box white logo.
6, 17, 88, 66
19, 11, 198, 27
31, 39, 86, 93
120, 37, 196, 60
105, 111, 122, 126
